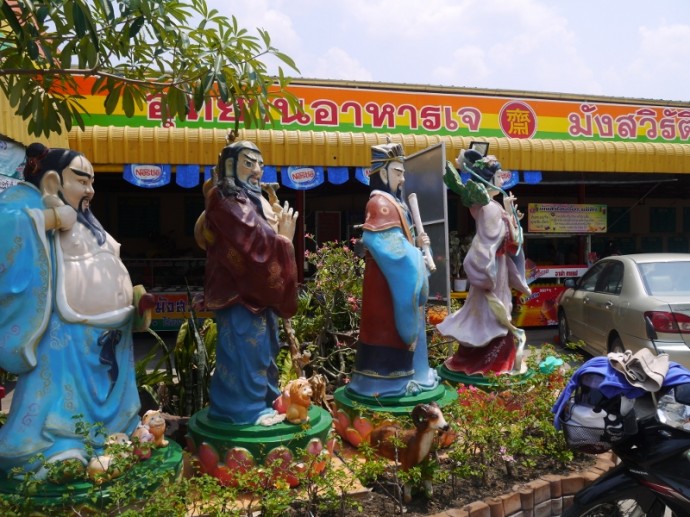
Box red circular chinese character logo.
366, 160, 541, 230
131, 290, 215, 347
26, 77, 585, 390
499, 101, 537, 139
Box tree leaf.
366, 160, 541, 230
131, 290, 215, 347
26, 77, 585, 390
35, 5, 50, 25
216, 73, 229, 102
27, 40, 39, 61
273, 51, 299, 72
129, 16, 145, 38
60, 40, 75, 70
72, 2, 87, 37
91, 76, 107, 94
0, 2, 24, 35
103, 84, 122, 114
9, 82, 23, 107
122, 85, 135, 117
85, 39, 98, 68
54, 99, 74, 132
1, 0, 299, 136
95, 0, 115, 22
200, 71, 215, 95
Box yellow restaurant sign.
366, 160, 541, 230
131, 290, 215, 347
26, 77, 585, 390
527, 203, 607, 234
70, 78, 690, 144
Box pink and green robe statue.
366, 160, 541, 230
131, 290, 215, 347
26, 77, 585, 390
436, 149, 531, 375
347, 142, 439, 398
0, 144, 153, 478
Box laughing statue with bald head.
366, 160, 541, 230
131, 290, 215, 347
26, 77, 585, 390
0, 143, 154, 479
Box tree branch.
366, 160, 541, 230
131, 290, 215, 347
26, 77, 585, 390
0, 66, 190, 89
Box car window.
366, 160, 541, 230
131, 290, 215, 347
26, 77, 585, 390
578, 262, 606, 292
639, 261, 690, 295
596, 262, 624, 294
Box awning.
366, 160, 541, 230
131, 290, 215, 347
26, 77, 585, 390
121, 162, 372, 189
68, 126, 690, 175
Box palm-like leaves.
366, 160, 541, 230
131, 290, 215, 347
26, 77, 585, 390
0, 0, 301, 136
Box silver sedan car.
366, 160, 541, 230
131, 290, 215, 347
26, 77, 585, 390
557, 253, 690, 368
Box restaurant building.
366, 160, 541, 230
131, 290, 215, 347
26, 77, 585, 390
3, 78, 690, 328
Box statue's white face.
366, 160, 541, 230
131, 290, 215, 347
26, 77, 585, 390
60, 155, 95, 212
234, 149, 264, 192
383, 159, 405, 196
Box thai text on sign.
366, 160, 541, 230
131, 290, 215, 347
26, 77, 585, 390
527, 203, 607, 233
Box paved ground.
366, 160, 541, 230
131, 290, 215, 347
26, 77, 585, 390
524, 325, 560, 348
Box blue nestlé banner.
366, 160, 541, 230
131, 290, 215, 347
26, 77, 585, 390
175, 164, 200, 188
124, 164, 171, 188
281, 166, 324, 190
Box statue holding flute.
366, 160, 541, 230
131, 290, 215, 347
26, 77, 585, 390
347, 142, 440, 398
436, 148, 531, 375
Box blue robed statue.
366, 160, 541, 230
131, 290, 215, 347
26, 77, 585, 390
0, 143, 153, 478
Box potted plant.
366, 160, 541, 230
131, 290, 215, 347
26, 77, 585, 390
449, 231, 473, 291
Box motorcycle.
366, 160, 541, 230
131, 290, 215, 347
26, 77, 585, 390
553, 358, 690, 516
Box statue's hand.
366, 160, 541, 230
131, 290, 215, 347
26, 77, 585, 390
137, 292, 156, 316
42, 194, 76, 231
132, 285, 154, 332
503, 191, 524, 225
416, 232, 430, 249
503, 191, 517, 212
55, 205, 77, 230
45, 205, 77, 231
273, 201, 299, 240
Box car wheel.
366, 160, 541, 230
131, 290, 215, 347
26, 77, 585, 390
558, 310, 570, 346
609, 336, 625, 354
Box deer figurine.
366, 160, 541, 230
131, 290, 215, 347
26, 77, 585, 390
370, 401, 450, 503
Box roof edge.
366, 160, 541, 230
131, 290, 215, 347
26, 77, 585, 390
69, 127, 690, 174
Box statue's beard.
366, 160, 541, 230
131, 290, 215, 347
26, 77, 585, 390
217, 175, 265, 220
77, 206, 106, 246
238, 177, 262, 194
59, 193, 106, 246
389, 184, 404, 202
236, 177, 266, 217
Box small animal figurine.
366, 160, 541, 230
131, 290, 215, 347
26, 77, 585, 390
86, 433, 133, 484
370, 402, 450, 503
131, 422, 154, 444
308, 373, 327, 408
141, 409, 169, 447
131, 420, 155, 460
281, 378, 313, 424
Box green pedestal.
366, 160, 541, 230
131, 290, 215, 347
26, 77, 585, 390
334, 383, 457, 416
186, 405, 333, 482
437, 364, 535, 389
0, 441, 184, 512
332, 383, 458, 447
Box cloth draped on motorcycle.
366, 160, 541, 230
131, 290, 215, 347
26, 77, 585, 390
552, 356, 690, 430
607, 349, 669, 392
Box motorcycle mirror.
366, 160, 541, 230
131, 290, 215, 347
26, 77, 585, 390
674, 383, 690, 406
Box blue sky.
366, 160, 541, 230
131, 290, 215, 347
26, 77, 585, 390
212, 0, 690, 102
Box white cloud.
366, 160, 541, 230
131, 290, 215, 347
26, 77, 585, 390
433, 46, 490, 87
308, 48, 374, 81
205, 0, 690, 101
623, 24, 690, 101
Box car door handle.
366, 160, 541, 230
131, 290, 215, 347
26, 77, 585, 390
605, 301, 614, 309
